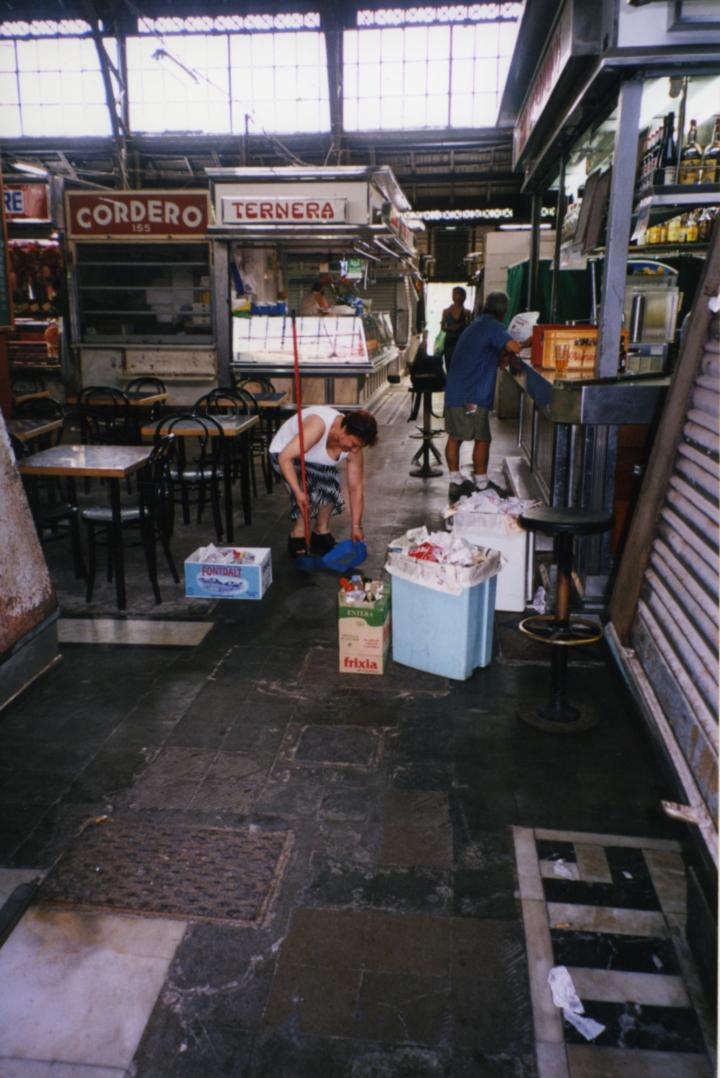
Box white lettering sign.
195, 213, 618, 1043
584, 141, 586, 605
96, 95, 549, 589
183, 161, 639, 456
220, 197, 347, 225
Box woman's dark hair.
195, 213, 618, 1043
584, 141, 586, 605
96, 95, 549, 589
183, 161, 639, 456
452, 286, 467, 303
483, 291, 509, 321
342, 409, 378, 447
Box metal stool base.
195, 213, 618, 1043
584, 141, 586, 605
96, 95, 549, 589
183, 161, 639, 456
518, 698, 600, 734
518, 614, 603, 647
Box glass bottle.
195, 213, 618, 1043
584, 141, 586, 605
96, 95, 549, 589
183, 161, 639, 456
697, 206, 713, 243
658, 112, 678, 185
701, 117, 720, 184
685, 210, 699, 244
667, 215, 681, 244
680, 119, 703, 185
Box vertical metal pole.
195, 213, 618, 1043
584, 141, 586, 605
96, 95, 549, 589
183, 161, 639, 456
527, 192, 542, 311
213, 240, 231, 386
597, 78, 643, 378
550, 156, 566, 323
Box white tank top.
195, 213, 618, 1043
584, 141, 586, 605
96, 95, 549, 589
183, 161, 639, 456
269, 406, 348, 466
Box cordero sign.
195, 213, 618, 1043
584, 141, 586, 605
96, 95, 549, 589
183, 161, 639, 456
220, 196, 347, 225
66, 191, 209, 239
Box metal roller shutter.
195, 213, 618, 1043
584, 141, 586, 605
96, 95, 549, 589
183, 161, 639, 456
632, 332, 719, 827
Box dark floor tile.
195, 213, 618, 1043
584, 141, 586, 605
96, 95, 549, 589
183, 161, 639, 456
370, 865, 453, 915
0, 805, 49, 861
319, 787, 374, 821
282, 907, 368, 970
263, 961, 361, 1036
550, 929, 681, 974
453, 976, 534, 1054
390, 763, 453, 791
381, 821, 453, 868
248, 1031, 356, 1078
536, 839, 577, 863
306, 855, 375, 908
294, 725, 380, 767
454, 866, 521, 919
448, 1050, 537, 1077
451, 919, 526, 980
357, 969, 451, 1046
363, 910, 449, 976
132, 1007, 254, 1077
351, 1045, 449, 1077
564, 1000, 707, 1054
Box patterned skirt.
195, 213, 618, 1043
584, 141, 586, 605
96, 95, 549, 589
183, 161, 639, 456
270, 453, 345, 522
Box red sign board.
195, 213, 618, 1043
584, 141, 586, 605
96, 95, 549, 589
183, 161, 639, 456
4, 184, 50, 220
66, 191, 209, 239
513, 0, 573, 167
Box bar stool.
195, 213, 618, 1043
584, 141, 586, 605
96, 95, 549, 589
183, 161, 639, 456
408, 387, 443, 478
518, 506, 614, 733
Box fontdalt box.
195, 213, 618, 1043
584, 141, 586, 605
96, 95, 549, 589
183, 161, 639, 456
185, 547, 272, 600
338, 585, 391, 676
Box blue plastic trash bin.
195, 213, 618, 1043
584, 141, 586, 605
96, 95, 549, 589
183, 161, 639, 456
391, 573, 496, 680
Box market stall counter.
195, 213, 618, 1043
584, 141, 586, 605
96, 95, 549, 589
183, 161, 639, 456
504, 354, 669, 600
231, 311, 397, 406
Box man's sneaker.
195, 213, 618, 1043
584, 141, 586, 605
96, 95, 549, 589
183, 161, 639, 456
480, 479, 512, 498
449, 478, 476, 502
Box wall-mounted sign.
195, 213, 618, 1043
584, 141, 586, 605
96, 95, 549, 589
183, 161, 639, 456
220, 196, 347, 226
4, 184, 50, 220
381, 202, 413, 251
66, 190, 209, 239
513, 0, 574, 167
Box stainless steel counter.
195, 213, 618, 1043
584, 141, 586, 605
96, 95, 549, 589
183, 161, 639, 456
508, 359, 669, 425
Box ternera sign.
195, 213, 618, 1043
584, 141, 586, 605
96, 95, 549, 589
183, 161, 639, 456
220, 197, 347, 225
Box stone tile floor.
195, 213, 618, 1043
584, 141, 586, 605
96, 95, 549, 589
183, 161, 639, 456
0, 387, 714, 1076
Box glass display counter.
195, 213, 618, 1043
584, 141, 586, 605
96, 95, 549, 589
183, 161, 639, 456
231, 312, 398, 406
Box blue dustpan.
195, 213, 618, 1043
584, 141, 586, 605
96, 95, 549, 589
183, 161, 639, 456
296, 539, 367, 574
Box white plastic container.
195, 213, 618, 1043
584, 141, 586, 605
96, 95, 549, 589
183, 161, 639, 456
451, 511, 529, 612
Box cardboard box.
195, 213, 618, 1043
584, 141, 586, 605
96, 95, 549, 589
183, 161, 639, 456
185, 547, 272, 600
338, 587, 391, 675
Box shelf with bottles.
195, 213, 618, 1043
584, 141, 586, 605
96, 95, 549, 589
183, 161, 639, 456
635, 204, 717, 248
635, 110, 720, 204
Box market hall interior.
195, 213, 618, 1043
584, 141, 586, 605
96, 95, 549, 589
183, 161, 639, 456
0, 391, 715, 1078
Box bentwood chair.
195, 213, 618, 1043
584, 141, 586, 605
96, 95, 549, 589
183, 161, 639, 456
193, 387, 266, 494
78, 386, 133, 445
13, 434, 86, 580
126, 376, 168, 422
82, 435, 179, 604
164, 413, 225, 541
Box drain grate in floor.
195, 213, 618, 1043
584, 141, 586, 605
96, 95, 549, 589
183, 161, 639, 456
37, 818, 292, 927
513, 827, 716, 1078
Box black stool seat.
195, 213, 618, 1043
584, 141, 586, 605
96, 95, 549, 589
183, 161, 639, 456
517, 503, 614, 733
519, 506, 614, 537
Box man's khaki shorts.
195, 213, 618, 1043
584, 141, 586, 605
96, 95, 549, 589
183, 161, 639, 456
444, 405, 491, 442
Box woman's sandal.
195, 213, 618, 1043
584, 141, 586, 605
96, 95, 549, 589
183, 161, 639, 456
287, 536, 308, 557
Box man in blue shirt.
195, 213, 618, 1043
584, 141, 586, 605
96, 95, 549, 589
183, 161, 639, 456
444, 291, 527, 501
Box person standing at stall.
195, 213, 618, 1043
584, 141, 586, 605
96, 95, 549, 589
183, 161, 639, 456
270, 406, 378, 557
300, 273, 333, 315
440, 286, 472, 371
444, 291, 527, 502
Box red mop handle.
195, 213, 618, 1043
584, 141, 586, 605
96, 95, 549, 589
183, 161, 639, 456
290, 312, 311, 546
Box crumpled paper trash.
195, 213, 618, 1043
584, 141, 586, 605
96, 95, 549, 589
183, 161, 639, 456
444, 488, 541, 530
548, 966, 606, 1042
386, 526, 503, 596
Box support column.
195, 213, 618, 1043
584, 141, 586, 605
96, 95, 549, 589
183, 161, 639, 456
597, 78, 643, 377
527, 193, 542, 312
